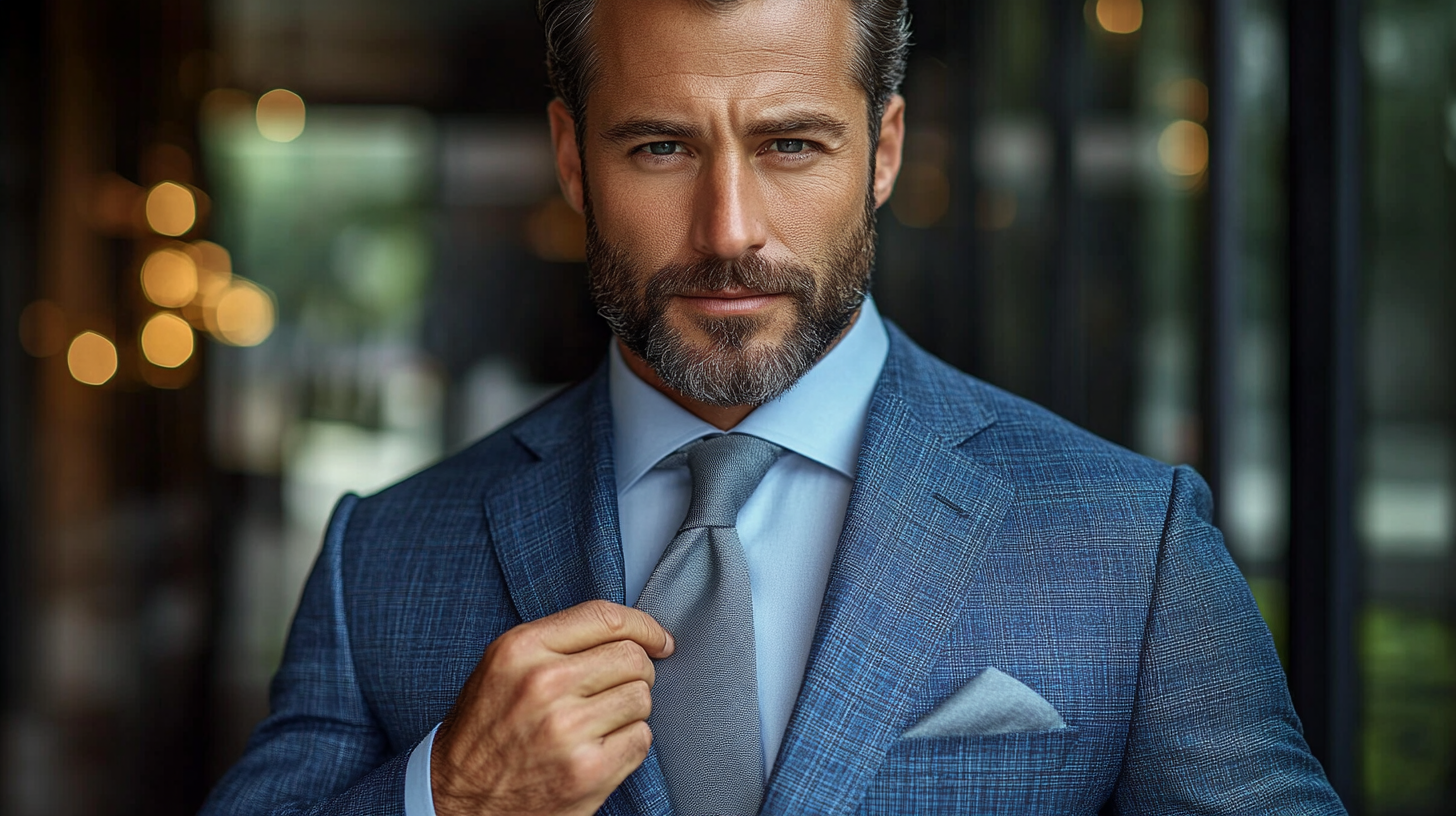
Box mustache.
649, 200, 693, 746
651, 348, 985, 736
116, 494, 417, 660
644, 252, 818, 304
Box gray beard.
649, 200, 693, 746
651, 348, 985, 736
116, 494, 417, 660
586, 200, 877, 408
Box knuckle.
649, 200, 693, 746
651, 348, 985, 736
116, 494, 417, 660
590, 601, 629, 636
627, 680, 652, 715
629, 720, 654, 758
612, 640, 653, 681
627, 640, 652, 669
481, 633, 507, 662
638, 649, 656, 685
521, 662, 569, 699
488, 628, 531, 665
613, 639, 646, 667
564, 748, 607, 794
539, 708, 577, 746
575, 749, 608, 781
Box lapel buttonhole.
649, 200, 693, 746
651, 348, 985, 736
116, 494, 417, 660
933, 491, 973, 518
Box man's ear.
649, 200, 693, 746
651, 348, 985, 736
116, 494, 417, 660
548, 99, 585, 213
873, 94, 906, 208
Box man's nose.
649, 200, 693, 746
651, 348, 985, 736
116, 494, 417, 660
689, 154, 769, 260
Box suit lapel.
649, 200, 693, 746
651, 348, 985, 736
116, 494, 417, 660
482, 370, 672, 816
761, 333, 1013, 816
485, 372, 625, 616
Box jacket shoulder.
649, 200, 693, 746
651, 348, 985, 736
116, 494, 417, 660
885, 323, 1177, 501
975, 380, 1172, 484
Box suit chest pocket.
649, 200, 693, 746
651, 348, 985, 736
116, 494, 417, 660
856, 728, 1086, 815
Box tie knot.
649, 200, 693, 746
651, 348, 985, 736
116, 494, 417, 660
661, 434, 782, 530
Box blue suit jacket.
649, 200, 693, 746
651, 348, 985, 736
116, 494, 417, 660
203, 325, 1345, 815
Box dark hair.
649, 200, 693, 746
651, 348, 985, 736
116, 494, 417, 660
539, 0, 911, 143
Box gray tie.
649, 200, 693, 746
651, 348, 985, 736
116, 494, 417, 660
636, 433, 782, 816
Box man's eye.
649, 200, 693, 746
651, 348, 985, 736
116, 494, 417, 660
773, 139, 807, 154
646, 142, 679, 156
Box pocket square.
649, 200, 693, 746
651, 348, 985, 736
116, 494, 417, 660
903, 667, 1066, 738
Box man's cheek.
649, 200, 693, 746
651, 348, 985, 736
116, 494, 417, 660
766, 192, 861, 242
599, 204, 689, 263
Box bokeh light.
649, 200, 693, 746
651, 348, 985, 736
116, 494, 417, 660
191, 240, 233, 279
140, 312, 195, 369
90, 173, 144, 234
1095, 0, 1143, 34
1163, 78, 1210, 123
19, 300, 68, 358
1158, 119, 1211, 178
141, 246, 199, 307
256, 89, 306, 143
145, 181, 197, 236
190, 240, 234, 307
890, 163, 952, 229
525, 197, 588, 262
976, 189, 1019, 231
201, 88, 255, 126
213, 280, 276, 347
67, 332, 118, 386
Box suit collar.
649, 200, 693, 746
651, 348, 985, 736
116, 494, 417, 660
761, 326, 1012, 816
874, 322, 997, 442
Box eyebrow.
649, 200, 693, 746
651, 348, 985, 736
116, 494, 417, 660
598, 111, 853, 145
744, 112, 851, 141
600, 118, 704, 144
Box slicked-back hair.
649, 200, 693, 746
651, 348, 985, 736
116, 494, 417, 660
538, 0, 911, 146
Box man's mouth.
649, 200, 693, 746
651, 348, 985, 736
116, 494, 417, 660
675, 287, 785, 315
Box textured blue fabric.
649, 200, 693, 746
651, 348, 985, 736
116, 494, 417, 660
202, 323, 1346, 816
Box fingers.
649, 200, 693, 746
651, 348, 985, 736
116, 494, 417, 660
534, 601, 675, 659
563, 640, 656, 697
578, 679, 653, 738
553, 720, 653, 810
596, 719, 654, 788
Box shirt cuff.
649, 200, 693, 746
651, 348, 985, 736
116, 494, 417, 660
404, 723, 442, 816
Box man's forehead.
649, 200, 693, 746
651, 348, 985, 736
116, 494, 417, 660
587, 0, 861, 103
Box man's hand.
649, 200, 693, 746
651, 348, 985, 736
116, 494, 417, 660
430, 600, 675, 816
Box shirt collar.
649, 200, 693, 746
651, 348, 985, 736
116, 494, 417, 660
609, 296, 890, 491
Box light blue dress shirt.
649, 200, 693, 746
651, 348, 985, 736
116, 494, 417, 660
405, 299, 889, 814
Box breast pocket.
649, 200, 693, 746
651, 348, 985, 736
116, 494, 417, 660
856, 727, 1085, 815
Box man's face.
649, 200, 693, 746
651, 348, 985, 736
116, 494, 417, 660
549, 0, 905, 407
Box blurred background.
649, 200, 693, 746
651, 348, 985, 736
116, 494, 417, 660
0, 0, 1451, 812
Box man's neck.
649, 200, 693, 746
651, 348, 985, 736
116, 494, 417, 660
616, 309, 862, 431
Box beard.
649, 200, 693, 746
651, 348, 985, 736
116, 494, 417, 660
586, 190, 878, 408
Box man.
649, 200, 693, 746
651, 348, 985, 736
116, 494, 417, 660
204, 0, 1346, 813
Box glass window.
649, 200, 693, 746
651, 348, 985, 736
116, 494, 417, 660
1226, 0, 1293, 659
1359, 0, 1456, 809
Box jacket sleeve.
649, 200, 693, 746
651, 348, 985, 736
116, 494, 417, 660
201, 494, 418, 815
1108, 466, 1347, 814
